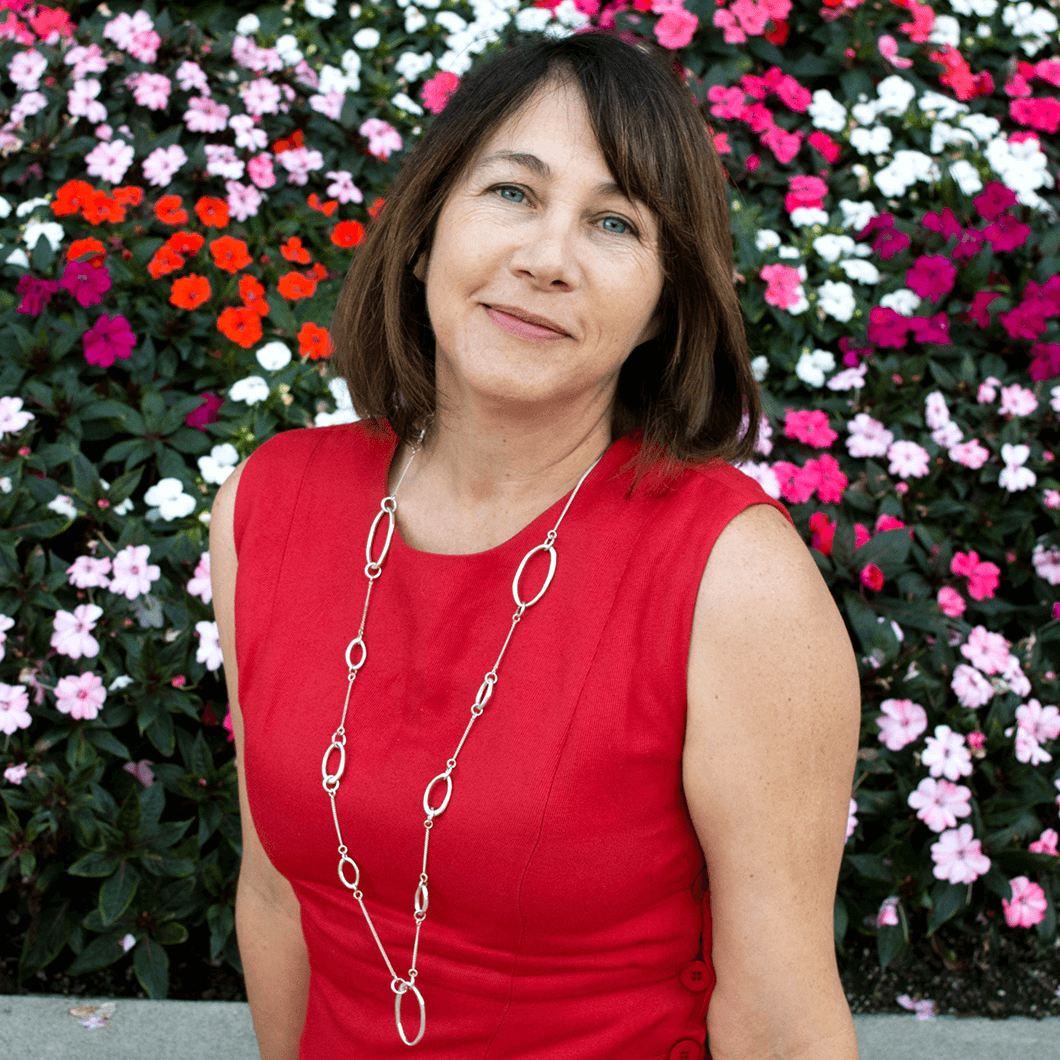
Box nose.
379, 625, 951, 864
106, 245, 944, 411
508, 211, 580, 291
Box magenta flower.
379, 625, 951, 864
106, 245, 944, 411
1002, 876, 1048, 928
937, 586, 966, 618
83, 313, 135, 368
973, 181, 1017, 221
54, 671, 106, 721
952, 227, 984, 262
875, 698, 928, 751
966, 291, 1000, 328
867, 307, 909, 348
808, 130, 840, 163
906, 255, 956, 301
16, 275, 60, 315
784, 174, 828, 213
909, 313, 950, 345
982, 213, 1031, 252
922, 208, 962, 240
784, 409, 836, 448
59, 260, 112, 308
186, 392, 223, 430
421, 71, 460, 115
1029, 342, 1060, 381
999, 301, 1048, 341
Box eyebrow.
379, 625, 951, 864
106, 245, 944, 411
474, 150, 626, 199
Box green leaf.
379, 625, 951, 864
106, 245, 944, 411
152, 920, 188, 946
86, 728, 131, 758
876, 916, 907, 971
67, 932, 129, 976
846, 854, 893, 882
927, 880, 969, 934
99, 861, 140, 926
133, 936, 170, 998
19, 903, 69, 979
68, 850, 121, 877
855, 528, 912, 577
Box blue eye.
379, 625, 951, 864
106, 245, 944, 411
600, 216, 632, 235
496, 185, 526, 203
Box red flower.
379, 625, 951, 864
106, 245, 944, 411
147, 245, 186, 279
82, 191, 125, 225
277, 271, 317, 300
66, 237, 107, 267
195, 197, 229, 228
809, 512, 835, 556
113, 186, 144, 206
239, 275, 269, 317
330, 220, 365, 248
808, 130, 840, 164
860, 564, 885, 592
170, 275, 211, 310
216, 306, 263, 348
307, 193, 339, 216
367, 197, 385, 220
52, 180, 95, 217
272, 130, 305, 154
210, 236, 253, 273
298, 322, 332, 359
281, 237, 312, 264
309, 262, 328, 281
155, 195, 189, 225
166, 231, 205, 257
764, 18, 789, 45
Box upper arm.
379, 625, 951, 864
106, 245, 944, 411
210, 463, 301, 914
683, 503, 859, 1054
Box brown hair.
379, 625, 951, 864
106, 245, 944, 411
330, 31, 760, 465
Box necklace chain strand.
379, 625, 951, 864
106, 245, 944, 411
321, 439, 603, 1047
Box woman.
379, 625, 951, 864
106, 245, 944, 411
211, 32, 861, 1060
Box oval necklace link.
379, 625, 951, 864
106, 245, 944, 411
322, 435, 603, 1047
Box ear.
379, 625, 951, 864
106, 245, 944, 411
636, 305, 664, 347
412, 249, 428, 283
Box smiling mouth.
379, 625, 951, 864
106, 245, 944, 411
485, 305, 569, 340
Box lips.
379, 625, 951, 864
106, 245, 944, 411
485, 304, 569, 337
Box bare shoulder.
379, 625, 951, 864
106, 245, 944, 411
209, 461, 249, 595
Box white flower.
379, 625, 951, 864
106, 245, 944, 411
791, 208, 829, 228
808, 89, 847, 132
817, 280, 856, 322
876, 75, 917, 116
1002, 2, 1058, 54
304, 0, 337, 16
195, 620, 224, 671
838, 199, 877, 231
950, 158, 984, 198
734, 461, 781, 500
796, 349, 836, 387
109, 675, 134, 691
750, 356, 769, 382
931, 121, 977, 155
0, 197, 10, 219
197, 443, 240, 486
874, 150, 939, 197
394, 50, 434, 81
274, 34, 301, 60
850, 125, 892, 156
314, 377, 361, 427
755, 229, 781, 252
812, 234, 856, 263
405, 6, 428, 32
47, 494, 78, 520
847, 413, 893, 458
255, 341, 292, 371
838, 258, 880, 285
0, 396, 34, 435
1032, 543, 1060, 585
391, 92, 424, 115
959, 114, 1001, 143
880, 288, 922, 316
930, 14, 962, 45
999, 444, 1036, 492
144, 478, 196, 520
22, 221, 65, 252
918, 91, 969, 122
229, 376, 270, 405
778, 245, 801, 260
515, 6, 552, 30
235, 13, 260, 34
16, 197, 50, 219
952, 0, 997, 13
0, 477, 11, 493
353, 27, 381, 48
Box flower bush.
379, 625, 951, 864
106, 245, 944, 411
0, 0, 1058, 1002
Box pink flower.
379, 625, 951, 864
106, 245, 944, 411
67, 555, 111, 589
186, 393, 223, 430
3, 763, 27, 785
109, 544, 160, 600
896, 995, 937, 1020
846, 797, 858, 840
931, 824, 991, 884
359, 118, 403, 160
760, 124, 802, 164
860, 564, 884, 591
877, 896, 900, 927
142, 144, 188, 187
951, 664, 994, 709
922, 725, 973, 781
123, 759, 155, 786
421, 71, 460, 114
876, 698, 928, 751
760, 263, 806, 311
983, 213, 1030, 252
54, 671, 106, 721
999, 384, 1038, 418
184, 96, 230, 133
241, 77, 282, 117
784, 174, 828, 214
960, 626, 1010, 675
85, 139, 134, 184
50, 604, 103, 660
908, 777, 972, 833
708, 85, 746, 120
1002, 877, 1048, 928
325, 170, 363, 204
277, 145, 324, 186
187, 551, 212, 604
196, 620, 223, 671
937, 586, 965, 618
948, 439, 989, 469
846, 414, 893, 459
775, 75, 811, 113
1014, 729, 1051, 765
1010, 97, 1060, 134
878, 34, 912, 68
0, 682, 31, 735
784, 409, 836, 448
226, 180, 262, 223
59, 261, 112, 308
771, 460, 819, 504
906, 256, 957, 302
247, 154, 276, 190
867, 307, 910, 349
899, 0, 934, 41
654, 5, 698, 48
1029, 828, 1059, 856
83, 313, 136, 369
130, 72, 171, 111
954, 553, 999, 600
808, 130, 840, 163
731, 0, 770, 34
1015, 699, 1060, 743
811, 454, 847, 502
974, 182, 1017, 221
887, 440, 931, 479
713, 8, 746, 43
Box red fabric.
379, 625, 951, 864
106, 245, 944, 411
234, 421, 789, 1059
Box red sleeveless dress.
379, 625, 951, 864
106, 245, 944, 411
234, 420, 788, 1060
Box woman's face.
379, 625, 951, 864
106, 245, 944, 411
416, 78, 665, 422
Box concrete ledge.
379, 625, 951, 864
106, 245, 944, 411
1, 995, 1059, 1059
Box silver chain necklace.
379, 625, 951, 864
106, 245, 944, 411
321, 436, 603, 1047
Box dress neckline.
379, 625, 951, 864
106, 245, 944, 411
375, 425, 635, 560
